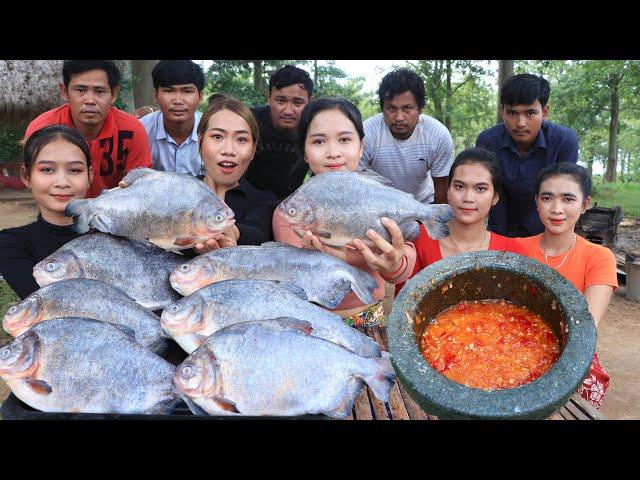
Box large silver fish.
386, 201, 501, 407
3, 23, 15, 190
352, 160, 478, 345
169, 242, 377, 308
65, 168, 236, 250
173, 318, 396, 417
3, 279, 171, 354
277, 170, 454, 246
33, 233, 184, 311
160, 279, 381, 357
0, 317, 181, 414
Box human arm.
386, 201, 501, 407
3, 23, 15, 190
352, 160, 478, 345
584, 285, 614, 328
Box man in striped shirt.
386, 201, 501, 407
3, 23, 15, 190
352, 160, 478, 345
360, 68, 453, 204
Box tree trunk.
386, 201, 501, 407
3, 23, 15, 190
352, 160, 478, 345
131, 60, 159, 108
496, 60, 514, 123
444, 60, 452, 131
604, 75, 621, 183
252, 61, 267, 98
314, 60, 318, 91
587, 159, 593, 178
115, 61, 135, 112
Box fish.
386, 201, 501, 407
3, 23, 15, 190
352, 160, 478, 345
3, 278, 172, 354
173, 318, 396, 417
160, 279, 381, 357
65, 168, 236, 250
277, 169, 454, 246
169, 242, 377, 308
33, 233, 184, 311
0, 317, 181, 414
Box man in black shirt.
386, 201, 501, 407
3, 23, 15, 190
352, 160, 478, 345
244, 65, 314, 200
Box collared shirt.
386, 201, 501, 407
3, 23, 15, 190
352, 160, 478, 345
140, 110, 204, 176
476, 121, 579, 237
25, 105, 152, 198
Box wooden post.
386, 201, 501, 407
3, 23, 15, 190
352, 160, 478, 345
131, 60, 160, 109
496, 60, 514, 123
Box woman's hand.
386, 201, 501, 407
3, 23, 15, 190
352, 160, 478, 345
194, 226, 238, 254
352, 217, 406, 274
301, 231, 348, 262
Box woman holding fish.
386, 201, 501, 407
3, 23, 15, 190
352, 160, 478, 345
0, 125, 92, 298
273, 97, 452, 326
193, 94, 278, 253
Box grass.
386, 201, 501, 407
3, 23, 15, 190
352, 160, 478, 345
0, 280, 19, 345
591, 182, 640, 219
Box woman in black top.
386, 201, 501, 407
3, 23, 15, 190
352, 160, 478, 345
193, 94, 277, 254
0, 125, 93, 299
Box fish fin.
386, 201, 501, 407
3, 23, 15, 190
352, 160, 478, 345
271, 281, 308, 301
398, 220, 421, 242
64, 199, 92, 234
259, 241, 285, 248
355, 333, 383, 358
25, 379, 52, 396
182, 397, 209, 416
362, 351, 396, 403
313, 230, 332, 239
327, 377, 364, 418
120, 167, 156, 186
270, 317, 314, 335
174, 236, 198, 247
418, 204, 454, 240
213, 397, 239, 413
356, 169, 394, 186
89, 213, 114, 233
314, 278, 350, 309
193, 333, 210, 344
110, 323, 137, 340
348, 271, 378, 306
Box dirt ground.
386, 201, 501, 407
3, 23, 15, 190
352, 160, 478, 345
0, 191, 638, 419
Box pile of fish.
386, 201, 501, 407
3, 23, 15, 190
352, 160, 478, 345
0, 168, 425, 417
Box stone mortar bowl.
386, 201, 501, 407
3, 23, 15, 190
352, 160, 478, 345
387, 250, 596, 420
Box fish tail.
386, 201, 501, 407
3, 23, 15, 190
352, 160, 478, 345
327, 377, 365, 418
363, 351, 396, 403
64, 199, 92, 234
418, 203, 454, 240
357, 337, 382, 358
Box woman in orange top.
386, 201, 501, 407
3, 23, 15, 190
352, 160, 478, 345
519, 162, 618, 409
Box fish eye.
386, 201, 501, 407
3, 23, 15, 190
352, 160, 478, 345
8, 306, 17, 314
0, 348, 10, 360
288, 207, 296, 216
46, 263, 57, 272
182, 365, 193, 377
170, 305, 180, 313
180, 264, 189, 272
215, 215, 223, 222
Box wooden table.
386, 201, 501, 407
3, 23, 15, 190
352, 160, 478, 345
349, 325, 605, 420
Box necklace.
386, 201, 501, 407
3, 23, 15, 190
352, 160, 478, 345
539, 234, 577, 270
449, 229, 489, 253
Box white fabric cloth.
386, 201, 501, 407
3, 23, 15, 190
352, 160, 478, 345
360, 113, 454, 204
140, 110, 204, 176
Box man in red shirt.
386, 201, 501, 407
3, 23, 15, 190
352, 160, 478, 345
24, 60, 152, 198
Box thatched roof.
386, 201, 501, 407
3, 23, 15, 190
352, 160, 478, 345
0, 60, 63, 124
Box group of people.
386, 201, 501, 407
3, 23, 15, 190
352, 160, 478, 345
0, 60, 617, 411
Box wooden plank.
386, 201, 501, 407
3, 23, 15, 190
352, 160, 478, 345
367, 387, 391, 420
570, 393, 607, 420
563, 399, 590, 421
377, 326, 431, 420
352, 389, 373, 420
387, 383, 410, 420
558, 405, 577, 420
548, 411, 565, 420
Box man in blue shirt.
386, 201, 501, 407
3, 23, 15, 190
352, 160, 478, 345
140, 60, 205, 176
476, 73, 579, 237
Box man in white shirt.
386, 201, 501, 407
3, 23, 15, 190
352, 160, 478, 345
140, 60, 205, 176
360, 68, 454, 204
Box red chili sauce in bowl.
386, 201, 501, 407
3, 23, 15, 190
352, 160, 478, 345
420, 300, 560, 390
